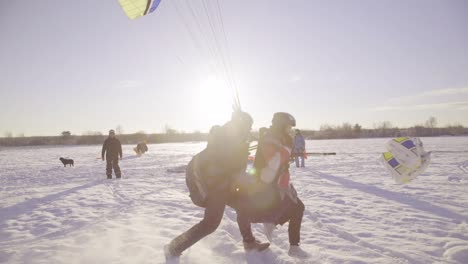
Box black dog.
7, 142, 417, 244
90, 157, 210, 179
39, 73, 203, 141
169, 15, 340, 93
59, 157, 74, 167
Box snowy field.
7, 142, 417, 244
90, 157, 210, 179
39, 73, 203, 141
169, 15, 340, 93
1, 137, 467, 264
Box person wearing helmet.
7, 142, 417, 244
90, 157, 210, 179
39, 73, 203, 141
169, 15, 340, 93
164, 111, 270, 260
101, 129, 123, 179
293, 129, 306, 168
243, 112, 308, 258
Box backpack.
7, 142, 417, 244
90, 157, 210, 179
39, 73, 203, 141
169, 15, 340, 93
184, 125, 231, 207
185, 155, 208, 207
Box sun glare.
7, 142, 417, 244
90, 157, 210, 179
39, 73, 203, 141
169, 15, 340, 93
193, 76, 232, 128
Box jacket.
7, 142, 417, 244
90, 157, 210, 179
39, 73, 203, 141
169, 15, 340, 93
293, 134, 305, 154
190, 122, 250, 195
102, 137, 123, 159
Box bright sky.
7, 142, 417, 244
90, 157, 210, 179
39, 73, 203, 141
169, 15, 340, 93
1, 0, 467, 136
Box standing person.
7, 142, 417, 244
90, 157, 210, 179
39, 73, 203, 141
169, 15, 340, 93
293, 129, 306, 168
101, 129, 122, 179
164, 111, 270, 260
240, 112, 309, 258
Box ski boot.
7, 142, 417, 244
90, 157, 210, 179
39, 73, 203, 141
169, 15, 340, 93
243, 240, 270, 252
288, 245, 310, 258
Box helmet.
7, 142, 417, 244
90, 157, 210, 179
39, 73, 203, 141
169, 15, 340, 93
231, 111, 253, 129
109, 129, 115, 135
272, 112, 296, 128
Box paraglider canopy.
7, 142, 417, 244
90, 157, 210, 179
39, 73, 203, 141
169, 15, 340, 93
381, 137, 431, 184
117, 0, 162, 19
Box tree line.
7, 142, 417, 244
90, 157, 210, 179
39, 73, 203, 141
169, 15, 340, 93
0, 131, 208, 147
305, 122, 466, 140
1, 117, 467, 146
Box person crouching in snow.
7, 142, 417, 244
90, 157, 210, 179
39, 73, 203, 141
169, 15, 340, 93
239, 112, 309, 258
134, 141, 148, 155
164, 111, 270, 260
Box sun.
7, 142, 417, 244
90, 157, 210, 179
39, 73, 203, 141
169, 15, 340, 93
193, 76, 233, 127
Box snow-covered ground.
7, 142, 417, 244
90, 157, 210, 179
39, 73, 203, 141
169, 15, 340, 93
1, 137, 467, 264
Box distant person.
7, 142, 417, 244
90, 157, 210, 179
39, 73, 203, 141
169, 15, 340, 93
134, 141, 148, 155
164, 111, 270, 260
293, 129, 306, 168
101, 129, 122, 179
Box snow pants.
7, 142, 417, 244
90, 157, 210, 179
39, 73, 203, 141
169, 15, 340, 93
106, 156, 121, 179
240, 190, 305, 246
276, 197, 304, 246
295, 155, 305, 168
167, 189, 254, 255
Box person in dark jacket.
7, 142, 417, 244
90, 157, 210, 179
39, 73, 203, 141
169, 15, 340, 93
164, 111, 270, 260
101, 129, 123, 179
